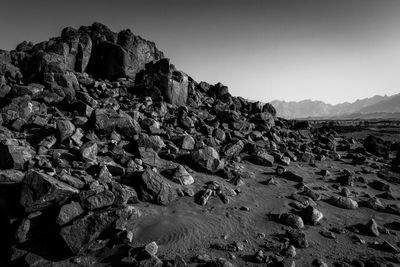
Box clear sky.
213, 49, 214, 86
1, 0, 400, 104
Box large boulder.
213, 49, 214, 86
135, 168, 180, 206
364, 135, 391, 158
20, 170, 79, 212
191, 146, 224, 173
0, 144, 35, 170
135, 58, 189, 106
91, 108, 141, 137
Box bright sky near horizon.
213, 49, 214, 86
1, 0, 400, 104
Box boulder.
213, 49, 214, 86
251, 150, 274, 167
191, 146, 224, 173
56, 202, 85, 226
82, 190, 115, 210
364, 135, 391, 158
171, 165, 195, 185
0, 144, 35, 171
91, 108, 141, 137
20, 170, 79, 212
136, 168, 180, 206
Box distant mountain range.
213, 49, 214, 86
270, 93, 400, 119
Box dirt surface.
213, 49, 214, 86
112, 131, 400, 266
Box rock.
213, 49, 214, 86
15, 219, 30, 243
0, 144, 35, 171
286, 229, 309, 248
136, 168, 179, 205
223, 140, 244, 158
191, 146, 224, 173
91, 108, 140, 137
109, 181, 138, 206
369, 180, 390, 191
81, 141, 98, 162
138, 133, 165, 152
251, 150, 274, 167
82, 190, 115, 210
0, 169, 25, 184
303, 206, 324, 225
181, 135, 195, 150
60, 209, 120, 254
20, 170, 79, 212
282, 171, 304, 183
280, 213, 304, 229
285, 245, 296, 257
57, 119, 76, 142
364, 218, 379, 237
364, 135, 391, 158
57, 202, 85, 226
171, 165, 194, 185
145, 241, 158, 256
328, 195, 358, 210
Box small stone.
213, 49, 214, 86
285, 245, 296, 257
145, 241, 158, 256
280, 213, 304, 229
81, 141, 98, 162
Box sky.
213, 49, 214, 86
1, 0, 400, 104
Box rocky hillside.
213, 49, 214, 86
271, 95, 392, 119
0, 23, 400, 266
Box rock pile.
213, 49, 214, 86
0, 23, 399, 266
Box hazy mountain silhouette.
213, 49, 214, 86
270, 94, 400, 119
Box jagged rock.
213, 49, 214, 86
109, 181, 138, 206
364, 135, 391, 158
91, 108, 140, 137
81, 141, 98, 162
286, 229, 309, 248
138, 147, 179, 170
82, 190, 115, 210
15, 219, 30, 243
251, 150, 274, 167
136, 168, 179, 205
191, 146, 224, 173
56, 202, 85, 226
0, 169, 25, 184
171, 165, 195, 185
0, 144, 35, 170
137, 133, 165, 152
56, 118, 76, 142
223, 140, 244, 158
20, 170, 79, 212
364, 218, 379, 237
181, 135, 195, 150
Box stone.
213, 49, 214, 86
303, 206, 324, 225
20, 170, 79, 212
251, 150, 274, 167
364, 135, 391, 158
15, 219, 30, 243
223, 140, 244, 158
364, 218, 379, 237
136, 168, 179, 206
280, 213, 304, 229
0, 169, 25, 184
171, 165, 195, 185
181, 135, 195, 150
57, 202, 85, 226
82, 190, 115, 210
81, 141, 98, 162
91, 108, 140, 137
191, 146, 224, 173
0, 144, 35, 171
145, 241, 158, 256
56, 119, 76, 142
137, 133, 165, 152
286, 229, 309, 248
328, 196, 358, 210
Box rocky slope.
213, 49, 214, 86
0, 23, 400, 266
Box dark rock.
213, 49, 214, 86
56, 202, 85, 226
251, 150, 274, 167
0, 144, 35, 171
191, 146, 224, 173
364, 135, 391, 158
91, 108, 140, 137
20, 170, 79, 212
136, 168, 179, 205
286, 229, 309, 248
364, 218, 379, 237
56, 118, 76, 142
82, 190, 115, 210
